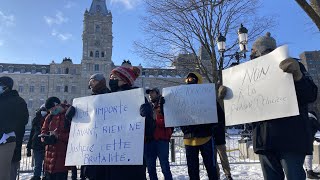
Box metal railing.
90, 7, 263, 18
168, 133, 259, 166
18, 133, 259, 175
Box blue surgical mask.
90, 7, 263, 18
50, 106, 62, 115
41, 111, 47, 117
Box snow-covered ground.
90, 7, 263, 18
19, 163, 264, 180
18, 129, 319, 179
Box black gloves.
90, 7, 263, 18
159, 96, 165, 115
65, 106, 76, 121
140, 103, 153, 117
159, 97, 165, 105
27, 149, 32, 157
43, 135, 57, 145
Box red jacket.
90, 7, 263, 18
153, 104, 173, 141
41, 107, 70, 173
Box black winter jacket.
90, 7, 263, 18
0, 90, 29, 162
213, 103, 227, 145
27, 112, 46, 151
181, 102, 224, 140
253, 62, 318, 155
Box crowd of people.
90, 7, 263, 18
0, 32, 318, 180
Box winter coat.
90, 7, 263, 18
213, 103, 227, 145
140, 98, 173, 142
41, 105, 70, 173
253, 62, 318, 155
85, 84, 145, 180
153, 102, 173, 141
0, 90, 29, 162
27, 112, 46, 151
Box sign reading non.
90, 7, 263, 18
222, 45, 299, 126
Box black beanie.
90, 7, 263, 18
0, 76, 14, 89
45, 97, 61, 109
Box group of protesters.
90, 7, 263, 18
0, 32, 318, 180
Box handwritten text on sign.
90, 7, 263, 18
222, 45, 299, 126
163, 84, 218, 127
65, 88, 145, 166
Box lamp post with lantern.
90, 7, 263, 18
217, 24, 248, 66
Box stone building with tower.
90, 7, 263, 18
0, 0, 198, 124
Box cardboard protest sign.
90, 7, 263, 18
163, 83, 218, 127
65, 88, 145, 166
222, 45, 299, 126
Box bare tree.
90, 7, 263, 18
295, 0, 320, 31
134, 0, 274, 83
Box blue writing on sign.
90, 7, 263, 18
83, 152, 129, 165
72, 122, 99, 140
69, 142, 95, 156
129, 122, 142, 131
103, 139, 132, 151
95, 100, 128, 120
75, 103, 89, 119
102, 125, 123, 134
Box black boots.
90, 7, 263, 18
307, 170, 320, 179
30, 176, 41, 180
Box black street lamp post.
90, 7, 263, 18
217, 24, 248, 66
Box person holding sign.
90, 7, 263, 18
220, 33, 318, 180
41, 97, 71, 180
92, 65, 146, 180
140, 87, 173, 180
70, 73, 110, 180
181, 72, 222, 180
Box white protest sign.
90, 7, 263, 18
65, 88, 145, 166
163, 84, 218, 127
222, 45, 299, 126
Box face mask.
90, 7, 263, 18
41, 111, 47, 117
151, 96, 160, 103
109, 79, 119, 92
51, 106, 62, 115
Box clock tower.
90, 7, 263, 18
81, 0, 113, 78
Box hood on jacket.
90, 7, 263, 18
185, 72, 203, 84
0, 89, 20, 98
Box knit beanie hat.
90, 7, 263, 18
90, 73, 105, 81
45, 97, 61, 109
89, 73, 108, 94
252, 32, 277, 54
0, 76, 14, 89
110, 66, 140, 86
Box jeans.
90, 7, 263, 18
259, 151, 306, 180
144, 140, 173, 180
33, 150, 44, 177
185, 138, 218, 180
